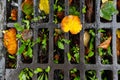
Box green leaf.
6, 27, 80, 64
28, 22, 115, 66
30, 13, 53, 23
98, 29, 106, 33
22, 2, 33, 16
22, 74, 27, 80
67, 52, 72, 61
70, 68, 77, 73
74, 76, 80, 80
74, 53, 80, 63
98, 48, 103, 56
27, 47, 33, 58
57, 41, 64, 49
45, 66, 50, 73
89, 30, 95, 37
61, 39, 71, 44
57, 5, 63, 12
107, 46, 112, 56
100, 1, 118, 21
8, 55, 16, 59
14, 23, 24, 31
19, 68, 33, 80
42, 38, 47, 49
69, 6, 80, 16
36, 37, 41, 43
88, 51, 94, 57
22, 20, 30, 29
89, 41, 94, 50
82, 6, 86, 14
54, 60, 59, 64
34, 68, 43, 74
28, 71, 33, 78
17, 44, 26, 55
16, 34, 22, 39
39, 74, 44, 80
45, 74, 48, 80
32, 37, 41, 47
31, 16, 41, 22
38, 74, 43, 80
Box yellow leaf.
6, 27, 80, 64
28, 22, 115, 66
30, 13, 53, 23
39, 0, 50, 14
61, 15, 82, 34
102, 0, 108, 3
116, 29, 120, 38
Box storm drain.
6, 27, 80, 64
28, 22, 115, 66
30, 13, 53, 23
1, 0, 120, 80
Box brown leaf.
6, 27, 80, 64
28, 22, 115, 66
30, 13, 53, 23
11, 9, 17, 21
98, 36, 112, 49
69, 0, 73, 5
22, 29, 33, 41
117, 0, 120, 11
116, 36, 120, 56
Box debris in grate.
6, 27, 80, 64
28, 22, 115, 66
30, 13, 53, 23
100, 0, 118, 22
116, 29, 120, 63
2, 0, 120, 80
101, 70, 113, 80
6, 0, 18, 22
85, 0, 95, 23
85, 70, 98, 80
54, 69, 64, 80
38, 28, 49, 63
98, 29, 112, 64
34, 66, 50, 80
84, 29, 96, 64
68, 33, 80, 64
53, 0, 65, 24
54, 28, 70, 64
69, 68, 80, 80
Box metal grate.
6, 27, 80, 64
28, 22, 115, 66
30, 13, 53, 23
1, 0, 120, 80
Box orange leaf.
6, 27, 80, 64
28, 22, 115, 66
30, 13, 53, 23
98, 36, 112, 49
61, 15, 82, 34
3, 28, 18, 55
11, 9, 17, 21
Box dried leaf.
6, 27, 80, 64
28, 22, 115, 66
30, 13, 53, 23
98, 36, 112, 49
84, 31, 90, 47
102, 0, 108, 3
116, 36, 120, 56
3, 28, 18, 55
11, 9, 17, 21
69, 0, 72, 5
117, 0, 120, 11
21, 29, 33, 41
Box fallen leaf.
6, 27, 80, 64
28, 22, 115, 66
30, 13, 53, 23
61, 15, 82, 34
100, 1, 118, 21
11, 9, 17, 21
116, 29, 120, 38
98, 36, 112, 49
39, 0, 50, 14
3, 28, 18, 55
102, 0, 108, 3
21, 0, 33, 19
117, 0, 120, 11
69, 0, 72, 5
84, 31, 90, 47
116, 36, 120, 56
22, 29, 33, 41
